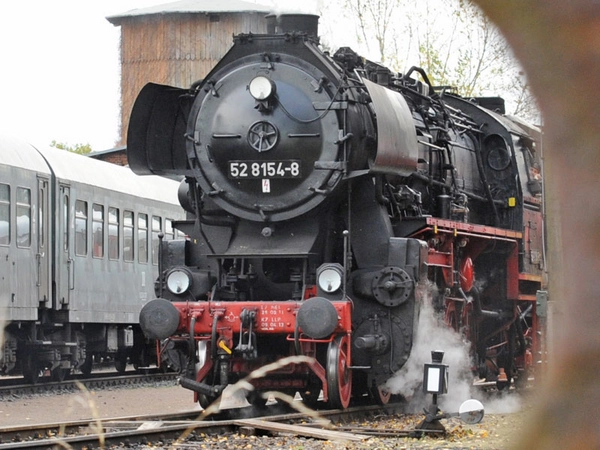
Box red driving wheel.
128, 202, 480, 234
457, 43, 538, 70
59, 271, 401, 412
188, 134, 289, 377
326, 334, 352, 409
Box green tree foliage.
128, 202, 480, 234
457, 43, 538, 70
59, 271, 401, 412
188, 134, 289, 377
50, 140, 92, 155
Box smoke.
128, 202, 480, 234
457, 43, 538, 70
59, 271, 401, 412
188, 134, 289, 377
385, 285, 477, 413
265, 0, 320, 15
481, 389, 523, 414
385, 284, 526, 416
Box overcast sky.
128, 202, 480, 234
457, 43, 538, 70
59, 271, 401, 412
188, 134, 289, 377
0, 0, 320, 151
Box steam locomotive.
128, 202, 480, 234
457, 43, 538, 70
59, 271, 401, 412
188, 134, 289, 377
129, 14, 546, 409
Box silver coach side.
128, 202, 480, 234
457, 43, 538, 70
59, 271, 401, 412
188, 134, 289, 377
0, 135, 185, 381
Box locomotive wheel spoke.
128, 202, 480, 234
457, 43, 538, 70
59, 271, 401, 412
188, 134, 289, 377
370, 384, 392, 405
326, 334, 352, 409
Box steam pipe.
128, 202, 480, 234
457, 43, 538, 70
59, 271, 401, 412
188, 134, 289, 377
375, 175, 390, 205
514, 317, 526, 357
460, 287, 507, 319
158, 233, 164, 298
179, 376, 225, 397
411, 172, 505, 205
189, 316, 197, 361
404, 66, 434, 90
211, 313, 220, 362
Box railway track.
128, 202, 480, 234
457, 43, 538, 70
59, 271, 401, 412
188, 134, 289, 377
0, 371, 178, 399
0, 402, 434, 449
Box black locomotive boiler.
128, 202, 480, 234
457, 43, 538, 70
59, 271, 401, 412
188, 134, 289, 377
130, 14, 546, 409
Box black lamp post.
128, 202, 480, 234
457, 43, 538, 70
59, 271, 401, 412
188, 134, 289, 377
424, 350, 448, 396
419, 350, 449, 431
414, 349, 485, 436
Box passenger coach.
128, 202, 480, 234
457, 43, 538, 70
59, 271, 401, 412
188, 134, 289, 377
0, 135, 184, 382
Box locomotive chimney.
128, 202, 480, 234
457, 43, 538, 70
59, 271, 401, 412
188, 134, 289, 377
265, 13, 319, 37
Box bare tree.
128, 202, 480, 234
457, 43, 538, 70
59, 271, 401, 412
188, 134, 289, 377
335, 0, 537, 120
344, 0, 398, 64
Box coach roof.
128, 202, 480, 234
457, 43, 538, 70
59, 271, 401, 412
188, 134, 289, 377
0, 135, 51, 175
38, 145, 180, 205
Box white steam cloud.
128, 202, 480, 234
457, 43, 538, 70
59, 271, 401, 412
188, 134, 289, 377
265, 0, 321, 15
386, 284, 500, 414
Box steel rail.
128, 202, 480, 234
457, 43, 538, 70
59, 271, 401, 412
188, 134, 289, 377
0, 402, 405, 449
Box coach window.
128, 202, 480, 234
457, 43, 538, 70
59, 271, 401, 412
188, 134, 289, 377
123, 210, 134, 262
92, 204, 104, 258
138, 213, 148, 264
0, 184, 9, 246
165, 219, 174, 241
62, 193, 69, 252
75, 200, 88, 256
152, 216, 161, 265
38, 183, 46, 250
108, 207, 119, 260
16, 187, 31, 248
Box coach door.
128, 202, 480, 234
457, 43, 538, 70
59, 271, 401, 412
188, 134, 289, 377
37, 177, 51, 305
0, 183, 10, 310
56, 184, 73, 308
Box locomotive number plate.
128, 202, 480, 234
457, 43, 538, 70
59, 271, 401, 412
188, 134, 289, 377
228, 160, 301, 179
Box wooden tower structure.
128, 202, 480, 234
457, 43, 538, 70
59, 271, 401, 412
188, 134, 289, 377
107, 0, 271, 146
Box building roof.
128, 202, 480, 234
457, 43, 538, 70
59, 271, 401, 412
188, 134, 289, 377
107, 0, 272, 24
88, 146, 126, 158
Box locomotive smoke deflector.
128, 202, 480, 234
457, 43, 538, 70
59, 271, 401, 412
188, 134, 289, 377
362, 78, 419, 175
127, 82, 193, 176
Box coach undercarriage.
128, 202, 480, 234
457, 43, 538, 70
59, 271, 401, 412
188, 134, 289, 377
3, 321, 147, 383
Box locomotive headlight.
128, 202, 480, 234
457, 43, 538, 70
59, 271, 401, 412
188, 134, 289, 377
317, 264, 344, 293
166, 268, 192, 294
248, 76, 275, 100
